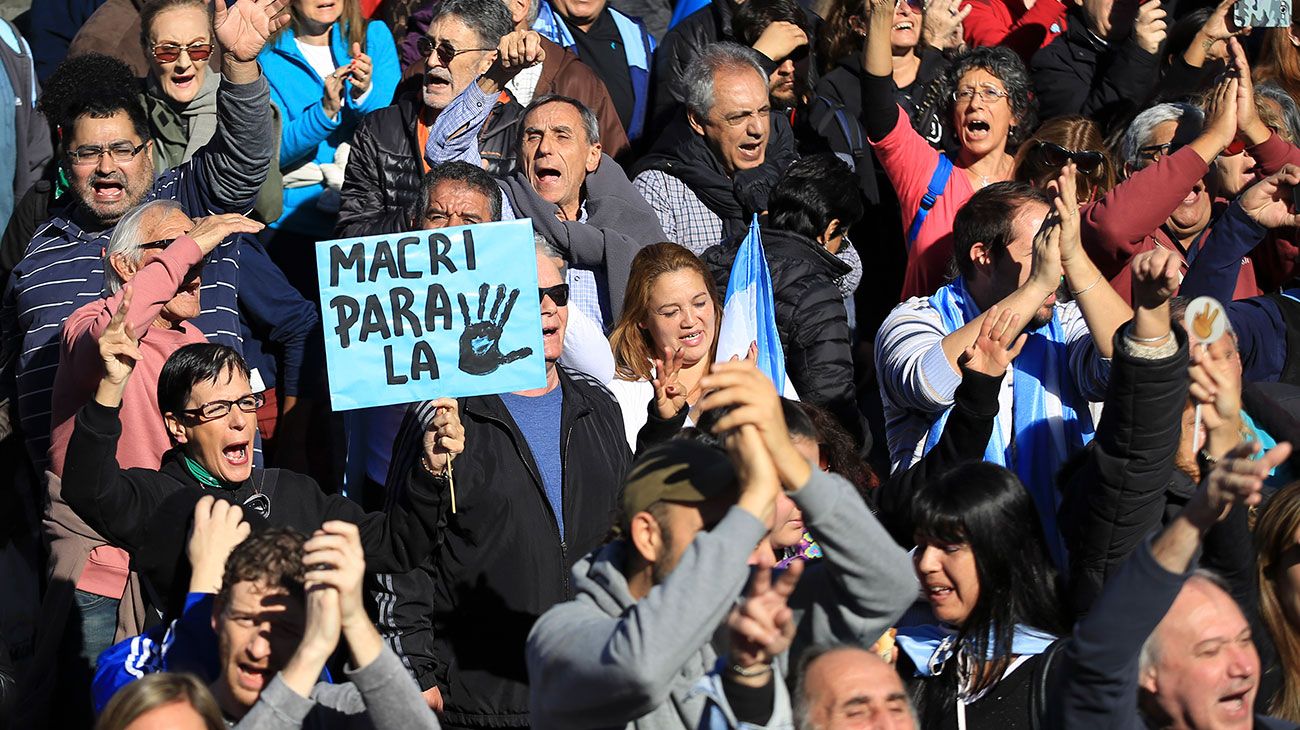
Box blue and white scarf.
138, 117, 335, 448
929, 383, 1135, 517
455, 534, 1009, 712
896, 623, 1058, 678
923, 278, 1095, 567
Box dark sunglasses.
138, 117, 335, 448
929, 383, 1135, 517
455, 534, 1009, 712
139, 238, 175, 250
539, 283, 569, 306
151, 42, 213, 63
1037, 141, 1105, 175
417, 36, 496, 65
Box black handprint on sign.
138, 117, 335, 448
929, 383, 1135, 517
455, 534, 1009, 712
457, 283, 533, 375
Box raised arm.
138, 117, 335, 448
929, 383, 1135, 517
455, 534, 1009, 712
200, 0, 287, 211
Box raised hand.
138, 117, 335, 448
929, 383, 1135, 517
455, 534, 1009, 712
1027, 214, 1063, 300
1048, 163, 1082, 264
1239, 165, 1300, 229
97, 286, 142, 402
923, 0, 972, 51
457, 284, 532, 375
1191, 0, 1247, 65
421, 398, 465, 476
348, 42, 373, 98
187, 496, 250, 594
1130, 247, 1182, 312
726, 421, 782, 528
1228, 38, 1269, 145
303, 521, 367, 629
497, 30, 545, 75
1203, 74, 1241, 153
727, 560, 805, 674
1134, 0, 1168, 55
323, 68, 347, 119
651, 346, 688, 419
699, 360, 811, 494
752, 20, 808, 61
1189, 340, 1241, 429
186, 213, 265, 255
1194, 440, 1292, 523
958, 305, 1027, 378
214, 0, 289, 64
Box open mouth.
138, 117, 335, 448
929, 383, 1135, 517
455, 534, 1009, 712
1217, 688, 1251, 716
964, 118, 991, 138
542, 324, 560, 339
737, 140, 762, 160
222, 441, 250, 467
171, 73, 195, 88
92, 179, 125, 203
424, 72, 451, 89
925, 584, 954, 601
236, 663, 269, 691
680, 330, 704, 347
893, 21, 914, 30
533, 165, 563, 186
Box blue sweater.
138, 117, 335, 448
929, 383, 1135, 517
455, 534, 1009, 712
258, 20, 399, 237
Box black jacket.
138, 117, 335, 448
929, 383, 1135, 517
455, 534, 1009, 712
1029, 10, 1160, 133
61, 399, 444, 619
336, 93, 523, 239
701, 228, 867, 446
375, 365, 631, 729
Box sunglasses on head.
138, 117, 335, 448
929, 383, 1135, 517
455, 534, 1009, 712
1037, 141, 1105, 175
151, 42, 213, 63
539, 283, 569, 306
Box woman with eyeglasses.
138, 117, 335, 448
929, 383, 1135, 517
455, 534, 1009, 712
607, 243, 722, 452
859, 0, 1037, 300
139, 0, 284, 223
1013, 116, 1117, 203
257, 0, 399, 298
896, 461, 1069, 730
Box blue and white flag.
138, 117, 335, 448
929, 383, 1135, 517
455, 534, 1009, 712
716, 216, 789, 395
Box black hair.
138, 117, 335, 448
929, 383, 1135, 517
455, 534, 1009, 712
768, 154, 864, 242
419, 161, 504, 223
1164, 8, 1217, 71
781, 398, 817, 440
732, 0, 807, 46
794, 401, 877, 497
942, 45, 1038, 148
158, 343, 252, 417
39, 53, 151, 147
951, 181, 1052, 279
909, 462, 1068, 709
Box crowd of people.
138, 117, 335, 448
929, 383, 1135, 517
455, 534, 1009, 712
7, 0, 1300, 727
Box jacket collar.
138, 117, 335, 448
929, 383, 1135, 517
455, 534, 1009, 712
269, 21, 351, 66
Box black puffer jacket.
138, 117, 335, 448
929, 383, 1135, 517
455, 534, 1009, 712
374, 365, 631, 729
702, 228, 869, 448
336, 93, 523, 238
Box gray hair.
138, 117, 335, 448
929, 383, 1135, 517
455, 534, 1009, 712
524, 94, 601, 145
535, 233, 559, 259
1118, 103, 1204, 168
682, 42, 767, 119
1138, 569, 1236, 678
793, 643, 919, 729
431, 0, 514, 47
527, 0, 541, 25
1255, 80, 1300, 145
104, 199, 187, 294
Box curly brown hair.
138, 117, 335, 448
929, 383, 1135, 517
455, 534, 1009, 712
214, 527, 307, 609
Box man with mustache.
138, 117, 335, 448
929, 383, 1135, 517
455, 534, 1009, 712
337, 0, 523, 238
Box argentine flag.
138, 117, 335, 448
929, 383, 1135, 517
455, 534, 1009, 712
715, 216, 790, 395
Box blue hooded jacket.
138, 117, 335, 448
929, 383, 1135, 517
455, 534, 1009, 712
258, 20, 399, 237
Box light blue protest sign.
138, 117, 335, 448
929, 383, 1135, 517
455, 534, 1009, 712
315, 219, 546, 410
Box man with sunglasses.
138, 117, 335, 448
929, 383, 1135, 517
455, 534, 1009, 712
338, 0, 523, 238
374, 238, 630, 729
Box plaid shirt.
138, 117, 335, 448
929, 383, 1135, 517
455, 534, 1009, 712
632, 169, 724, 256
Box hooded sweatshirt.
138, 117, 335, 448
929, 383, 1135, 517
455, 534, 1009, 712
526, 468, 918, 729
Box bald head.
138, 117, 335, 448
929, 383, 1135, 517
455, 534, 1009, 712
796, 646, 916, 730
1139, 575, 1258, 730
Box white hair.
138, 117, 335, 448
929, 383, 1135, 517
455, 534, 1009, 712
104, 199, 186, 294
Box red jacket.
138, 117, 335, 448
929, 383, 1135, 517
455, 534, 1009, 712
1081, 133, 1300, 302
962, 0, 1067, 65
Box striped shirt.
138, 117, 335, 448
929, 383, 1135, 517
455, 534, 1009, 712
874, 294, 1111, 472
3, 157, 245, 472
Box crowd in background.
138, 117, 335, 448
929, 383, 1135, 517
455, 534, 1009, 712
8, 0, 1300, 727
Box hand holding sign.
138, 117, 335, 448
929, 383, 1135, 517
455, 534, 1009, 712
458, 283, 533, 375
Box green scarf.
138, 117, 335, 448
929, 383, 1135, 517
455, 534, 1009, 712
183, 453, 231, 490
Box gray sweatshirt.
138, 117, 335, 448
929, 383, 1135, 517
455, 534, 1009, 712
525, 468, 919, 730
204, 72, 275, 211
231, 644, 440, 730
